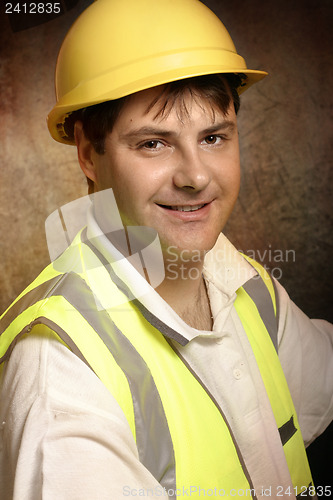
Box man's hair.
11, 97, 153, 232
64, 73, 244, 190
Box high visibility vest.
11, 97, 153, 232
0, 230, 314, 498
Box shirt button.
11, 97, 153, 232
233, 369, 242, 379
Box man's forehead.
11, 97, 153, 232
120, 84, 232, 126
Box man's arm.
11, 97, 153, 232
275, 278, 333, 447
0, 325, 167, 499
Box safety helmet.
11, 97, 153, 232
47, 0, 267, 144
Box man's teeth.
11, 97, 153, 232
170, 204, 205, 212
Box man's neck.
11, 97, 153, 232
155, 254, 213, 331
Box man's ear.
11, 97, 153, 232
74, 121, 98, 186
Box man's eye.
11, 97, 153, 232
141, 140, 163, 149
202, 135, 222, 145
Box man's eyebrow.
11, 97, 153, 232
119, 126, 176, 140
119, 120, 236, 141
201, 121, 236, 135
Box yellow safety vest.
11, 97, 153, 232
0, 230, 314, 498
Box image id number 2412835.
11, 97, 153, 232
5, 2, 61, 14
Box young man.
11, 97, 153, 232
0, 0, 332, 498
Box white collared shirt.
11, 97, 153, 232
1, 212, 332, 499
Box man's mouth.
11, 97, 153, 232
157, 203, 206, 212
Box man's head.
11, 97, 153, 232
47, 0, 267, 257
74, 76, 241, 256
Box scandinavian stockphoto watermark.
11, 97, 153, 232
165, 244, 295, 282
238, 245, 296, 281
45, 190, 296, 309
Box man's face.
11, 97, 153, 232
89, 86, 240, 257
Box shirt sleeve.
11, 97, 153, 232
0, 324, 168, 500
275, 278, 333, 447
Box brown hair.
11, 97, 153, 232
65, 73, 245, 191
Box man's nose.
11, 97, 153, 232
172, 148, 211, 192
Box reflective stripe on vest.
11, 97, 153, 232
0, 231, 314, 498
233, 260, 313, 494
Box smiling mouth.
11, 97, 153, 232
157, 203, 207, 212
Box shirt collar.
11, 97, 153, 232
203, 233, 257, 296
86, 209, 257, 342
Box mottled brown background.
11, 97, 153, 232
0, 0, 332, 484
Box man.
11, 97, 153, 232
0, 0, 332, 498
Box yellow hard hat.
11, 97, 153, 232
47, 0, 267, 144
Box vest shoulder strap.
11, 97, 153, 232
239, 253, 279, 352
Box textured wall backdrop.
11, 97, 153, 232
0, 0, 332, 481
0, 0, 331, 322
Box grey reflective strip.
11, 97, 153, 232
166, 338, 258, 500
0, 275, 64, 336
242, 276, 278, 352
0, 272, 106, 369
39, 316, 95, 371
82, 230, 188, 346
49, 275, 176, 492
91, 318, 176, 493
278, 415, 297, 446
0, 273, 117, 367
0, 276, 68, 363
271, 277, 280, 332
132, 298, 188, 346
1, 315, 95, 370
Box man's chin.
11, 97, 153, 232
161, 236, 219, 263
